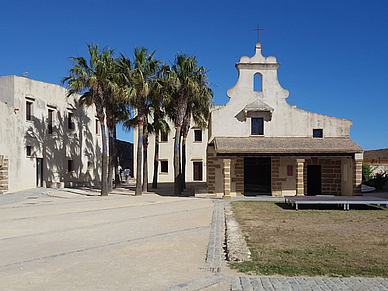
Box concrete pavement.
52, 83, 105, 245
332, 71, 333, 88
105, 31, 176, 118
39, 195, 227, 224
1, 187, 388, 290
0, 188, 214, 290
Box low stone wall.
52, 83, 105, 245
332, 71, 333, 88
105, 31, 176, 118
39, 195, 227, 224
224, 204, 251, 262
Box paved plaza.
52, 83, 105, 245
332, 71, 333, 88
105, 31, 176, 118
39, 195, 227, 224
0, 187, 387, 290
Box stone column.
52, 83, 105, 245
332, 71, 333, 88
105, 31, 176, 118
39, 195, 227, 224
353, 159, 363, 195
234, 158, 244, 196
223, 158, 231, 199
296, 159, 305, 196
271, 158, 282, 196
0, 156, 9, 194
207, 146, 216, 195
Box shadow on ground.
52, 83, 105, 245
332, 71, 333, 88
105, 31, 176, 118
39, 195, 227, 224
275, 202, 385, 211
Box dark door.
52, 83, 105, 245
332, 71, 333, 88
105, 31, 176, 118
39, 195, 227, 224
193, 162, 203, 181
307, 165, 321, 195
244, 158, 271, 195
36, 158, 43, 187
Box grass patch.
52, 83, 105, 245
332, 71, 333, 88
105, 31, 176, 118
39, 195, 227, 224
229, 201, 388, 277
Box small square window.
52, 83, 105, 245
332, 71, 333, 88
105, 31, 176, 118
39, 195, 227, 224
26, 101, 33, 120
160, 161, 168, 173
313, 129, 323, 138
160, 131, 168, 142
251, 118, 263, 135
68, 160, 74, 172
194, 129, 202, 142
26, 146, 32, 157
68, 112, 74, 129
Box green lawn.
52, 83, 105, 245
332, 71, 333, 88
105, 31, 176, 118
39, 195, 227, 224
230, 201, 388, 277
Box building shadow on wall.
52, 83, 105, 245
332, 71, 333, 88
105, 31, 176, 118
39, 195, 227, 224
25, 101, 101, 189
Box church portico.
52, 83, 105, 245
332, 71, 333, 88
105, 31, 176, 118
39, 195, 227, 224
207, 151, 361, 198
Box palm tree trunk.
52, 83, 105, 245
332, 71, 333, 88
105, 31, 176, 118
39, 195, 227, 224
136, 118, 143, 196
152, 132, 159, 188
181, 114, 190, 191
100, 119, 108, 196
182, 136, 187, 190
142, 133, 148, 192
113, 125, 120, 188
179, 133, 183, 193
108, 131, 114, 193
174, 92, 189, 195
173, 125, 182, 195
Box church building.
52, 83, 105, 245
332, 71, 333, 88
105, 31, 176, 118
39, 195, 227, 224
207, 43, 363, 197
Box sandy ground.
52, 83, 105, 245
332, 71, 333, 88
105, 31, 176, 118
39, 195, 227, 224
0, 189, 214, 290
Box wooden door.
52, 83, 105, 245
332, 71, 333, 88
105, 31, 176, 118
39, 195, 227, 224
193, 162, 203, 181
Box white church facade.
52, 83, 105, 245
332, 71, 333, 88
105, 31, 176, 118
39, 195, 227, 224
207, 43, 363, 197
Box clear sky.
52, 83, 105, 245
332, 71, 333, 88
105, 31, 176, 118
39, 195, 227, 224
1, 0, 387, 150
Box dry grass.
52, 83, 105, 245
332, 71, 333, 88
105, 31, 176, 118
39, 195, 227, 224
230, 201, 388, 277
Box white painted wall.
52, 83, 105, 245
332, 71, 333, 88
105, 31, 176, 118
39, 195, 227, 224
209, 43, 352, 140
0, 75, 102, 193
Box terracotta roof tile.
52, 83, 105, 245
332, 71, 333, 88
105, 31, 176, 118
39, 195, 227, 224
214, 137, 363, 154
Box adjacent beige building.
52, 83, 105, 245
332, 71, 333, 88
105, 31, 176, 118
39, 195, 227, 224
208, 43, 363, 197
0, 75, 102, 193
134, 120, 209, 184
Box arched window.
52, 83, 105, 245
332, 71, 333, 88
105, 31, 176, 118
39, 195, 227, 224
254, 73, 262, 92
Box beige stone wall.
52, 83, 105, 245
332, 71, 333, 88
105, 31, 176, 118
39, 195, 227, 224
272, 157, 297, 196
206, 145, 224, 197
0, 156, 9, 194
341, 157, 353, 196
304, 158, 342, 195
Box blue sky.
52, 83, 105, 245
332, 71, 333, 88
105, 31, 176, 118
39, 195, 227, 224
1, 0, 387, 150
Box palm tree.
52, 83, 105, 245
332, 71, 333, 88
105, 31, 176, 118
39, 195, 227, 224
168, 54, 212, 195
62, 43, 117, 196
117, 47, 161, 195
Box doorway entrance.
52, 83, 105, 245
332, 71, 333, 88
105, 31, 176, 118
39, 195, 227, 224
193, 162, 203, 181
244, 158, 271, 195
307, 165, 321, 195
36, 158, 43, 187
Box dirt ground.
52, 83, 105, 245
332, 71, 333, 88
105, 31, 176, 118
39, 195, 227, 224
230, 201, 388, 277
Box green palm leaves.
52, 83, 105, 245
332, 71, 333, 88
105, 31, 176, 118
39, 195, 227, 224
62, 43, 116, 196
62, 43, 212, 196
